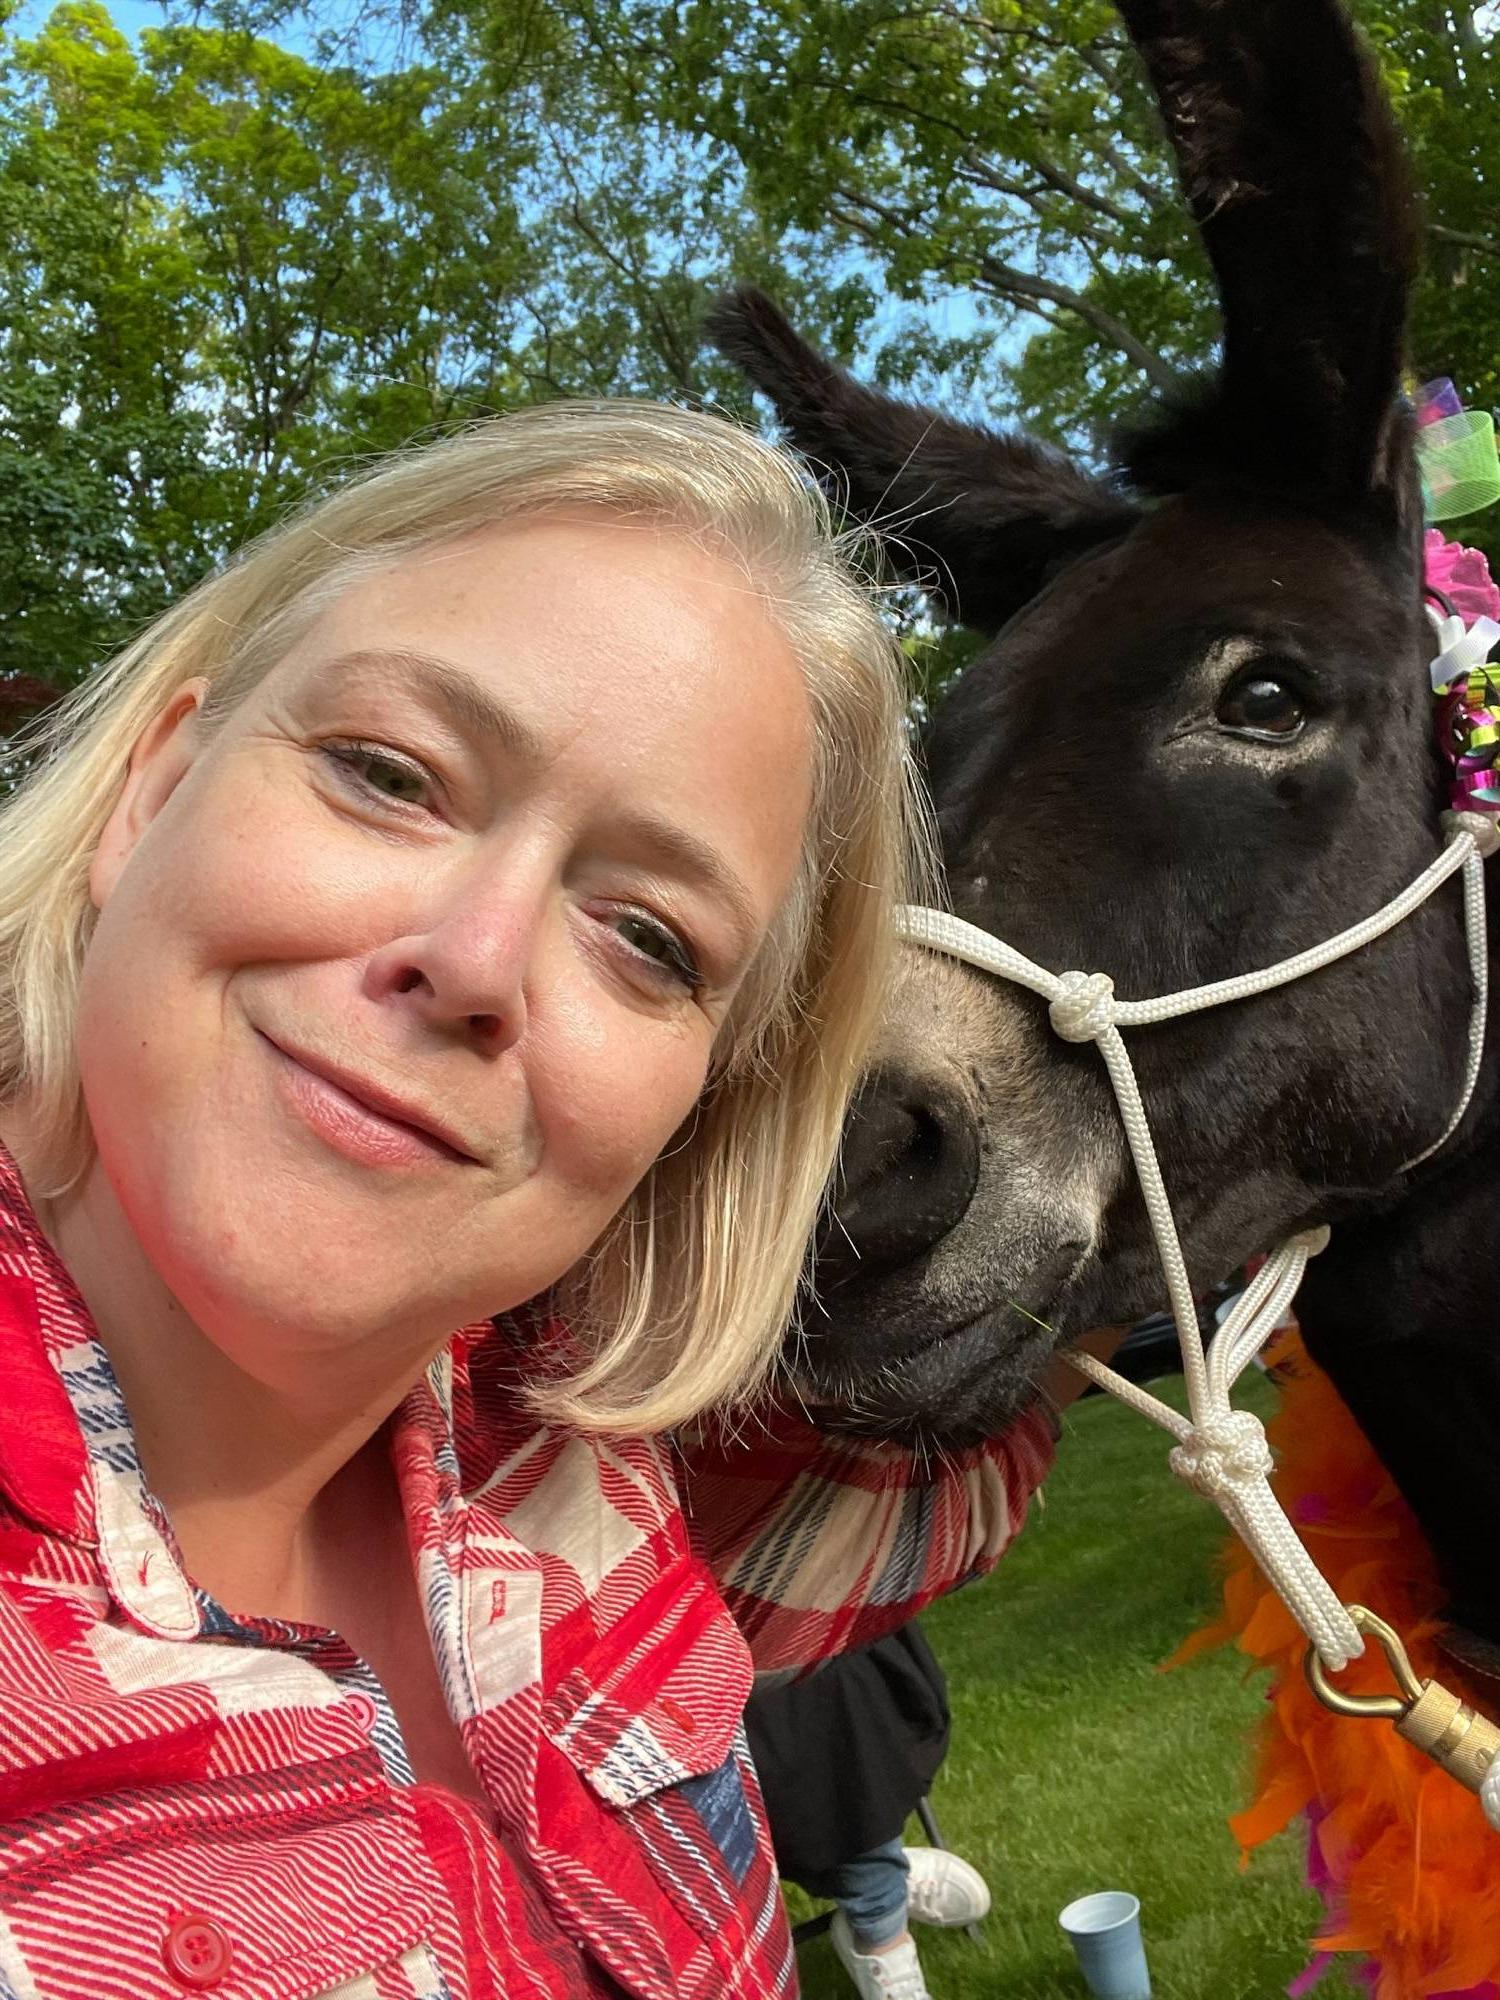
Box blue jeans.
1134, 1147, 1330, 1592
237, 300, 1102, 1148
799, 1836, 909, 1950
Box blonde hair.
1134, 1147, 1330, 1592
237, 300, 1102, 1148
0, 401, 927, 1431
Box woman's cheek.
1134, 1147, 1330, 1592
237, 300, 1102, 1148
544, 1013, 714, 1205
188, 813, 428, 974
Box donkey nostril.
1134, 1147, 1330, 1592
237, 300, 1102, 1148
841, 1102, 930, 1205
818, 1071, 981, 1289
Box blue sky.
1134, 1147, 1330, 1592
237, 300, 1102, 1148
16, 0, 163, 32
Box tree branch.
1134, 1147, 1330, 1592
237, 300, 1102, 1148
1095, 138, 1171, 211
1429, 222, 1500, 258
958, 149, 1127, 242
830, 184, 1178, 390
1027, 153, 1137, 231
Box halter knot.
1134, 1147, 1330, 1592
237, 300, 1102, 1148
1168, 1410, 1274, 1500
1290, 1224, 1331, 1259
1048, 970, 1117, 1043
1443, 807, 1500, 858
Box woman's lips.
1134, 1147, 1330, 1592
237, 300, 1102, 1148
259, 1033, 479, 1170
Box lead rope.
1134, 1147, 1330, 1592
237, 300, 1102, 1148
895, 810, 1500, 1816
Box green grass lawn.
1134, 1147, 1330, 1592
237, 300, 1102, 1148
785, 1373, 1365, 2000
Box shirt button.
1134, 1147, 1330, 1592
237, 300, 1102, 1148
345, 1691, 379, 1731
162, 1912, 233, 1989
659, 1695, 698, 1734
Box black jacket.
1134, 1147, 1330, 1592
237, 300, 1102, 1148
744, 1622, 950, 1881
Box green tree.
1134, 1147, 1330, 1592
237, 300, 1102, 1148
7, 0, 1500, 696
0, 0, 868, 689
522, 0, 1500, 445
0, 1, 215, 686
488, 0, 1499, 612
1379, 6, 1500, 425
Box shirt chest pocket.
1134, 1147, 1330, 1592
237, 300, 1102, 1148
534, 1561, 777, 1996
0, 1771, 450, 2000
541, 1558, 754, 1813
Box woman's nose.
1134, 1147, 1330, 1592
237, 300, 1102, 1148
366, 882, 542, 1053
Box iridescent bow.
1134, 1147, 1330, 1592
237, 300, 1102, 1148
1436, 662, 1500, 811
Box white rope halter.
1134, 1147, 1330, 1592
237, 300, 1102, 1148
895, 809, 1495, 1687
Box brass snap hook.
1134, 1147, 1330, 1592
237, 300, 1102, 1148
1304, 1605, 1423, 1720
1305, 1604, 1500, 1799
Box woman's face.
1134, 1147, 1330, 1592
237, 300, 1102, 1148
78, 514, 813, 1385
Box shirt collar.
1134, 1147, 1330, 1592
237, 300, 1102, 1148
0, 1144, 97, 1546
0, 1140, 489, 1642
0, 1145, 197, 1635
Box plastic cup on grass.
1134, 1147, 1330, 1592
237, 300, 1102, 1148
1057, 1890, 1151, 1999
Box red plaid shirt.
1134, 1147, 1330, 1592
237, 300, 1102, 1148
0, 1146, 1053, 2000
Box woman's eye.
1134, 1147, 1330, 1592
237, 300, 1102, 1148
1215, 672, 1306, 741
325, 742, 433, 807
613, 912, 702, 991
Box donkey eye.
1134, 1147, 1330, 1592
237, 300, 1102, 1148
1215, 671, 1305, 741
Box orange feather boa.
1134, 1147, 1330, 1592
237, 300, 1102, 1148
1177, 1332, 1500, 1998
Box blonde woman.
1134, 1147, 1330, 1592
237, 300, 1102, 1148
0, 403, 1054, 2000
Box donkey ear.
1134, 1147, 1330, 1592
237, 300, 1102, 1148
1116, 0, 1417, 502
706, 287, 1138, 634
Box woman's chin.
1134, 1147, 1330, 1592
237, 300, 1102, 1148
123, 1174, 477, 1368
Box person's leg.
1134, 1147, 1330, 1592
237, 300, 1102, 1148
821, 1835, 911, 1951
799, 1839, 931, 1998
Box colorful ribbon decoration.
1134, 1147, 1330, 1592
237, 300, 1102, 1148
1426, 514, 1500, 816
1414, 381, 1500, 817
1415, 378, 1500, 524
1436, 663, 1500, 812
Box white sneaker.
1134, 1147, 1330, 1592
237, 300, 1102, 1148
903, 1847, 992, 1928
829, 1910, 933, 2000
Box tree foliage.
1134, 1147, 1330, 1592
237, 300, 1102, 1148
537, 0, 1500, 440
3, 0, 1498, 694
0, 0, 852, 688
